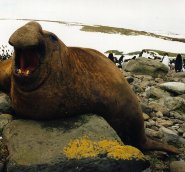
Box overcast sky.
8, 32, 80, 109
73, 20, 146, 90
0, 0, 185, 34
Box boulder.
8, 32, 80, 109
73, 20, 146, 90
145, 86, 170, 99
159, 82, 185, 95
123, 57, 169, 78
3, 114, 149, 172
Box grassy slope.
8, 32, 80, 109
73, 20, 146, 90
81, 25, 185, 43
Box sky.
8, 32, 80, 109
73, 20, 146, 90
0, 0, 185, 35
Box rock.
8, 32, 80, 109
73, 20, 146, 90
142, 75, 153, 81
171, 125, 180, 131
170, 161, 185, 172
180, 94, 185, 100
163, 96, 185, 113
148, 119, 155, 126
145, 86, 170, 99
0, 114, 13, 129
145, 128, 162, 139
140, 103, 153, 115
169, 111, 183, 119
160, 127, 179, 143
126, 76, 134, 83
173, 72, 185, 78
156, 119, 173, 127
154, 78, 164, 83
177, 128, 184, 135
149, 96, 185, 114
140, 81, 152, 89
155, 111, 163, 117
159, 82, 185, 95
3, 114, 149, 172
148, 101, 168, 114
132, 85, 144, 93
0, 92, 11, 114
181, 124, 185, 133
181, 78, 185, 83
123, 57, 169, 78
150, 126, 159, 131
143, 113, 150, 120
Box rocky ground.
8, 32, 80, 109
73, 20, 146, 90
0, 57, 185, 171
124, 67, 185, 171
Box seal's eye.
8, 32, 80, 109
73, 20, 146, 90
49, 34, 58, 42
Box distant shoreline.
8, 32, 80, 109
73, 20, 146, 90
1, 18, 185, 44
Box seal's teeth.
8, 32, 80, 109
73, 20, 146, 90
17, 69, 22, 74
26, 70, 30, 75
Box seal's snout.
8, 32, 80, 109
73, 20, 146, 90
9, 21, 43, 48
10, 22, 45, 78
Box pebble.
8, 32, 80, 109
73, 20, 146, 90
143, 113, 150, 120
177, 128, 184, 135
155, 111, 163, 117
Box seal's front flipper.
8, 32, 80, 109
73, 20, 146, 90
0, 58, 12, 93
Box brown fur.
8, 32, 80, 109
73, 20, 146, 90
0, 58, 12, 93
0, 21, 179, 154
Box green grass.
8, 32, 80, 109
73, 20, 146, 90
81, 25, 185, 44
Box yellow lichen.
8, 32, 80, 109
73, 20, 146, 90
63, 137, 144, 160
63, 137, 99, 159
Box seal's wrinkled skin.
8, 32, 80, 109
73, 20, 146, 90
0, 22, 179, 154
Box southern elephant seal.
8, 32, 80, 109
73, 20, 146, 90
0, 21, 179, 154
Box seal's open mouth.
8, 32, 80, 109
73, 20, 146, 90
15, 47, 41, 77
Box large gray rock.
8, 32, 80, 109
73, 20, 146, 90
159, 82, 185, 95
123, 57, 169, 78
3, 114, 149, 172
